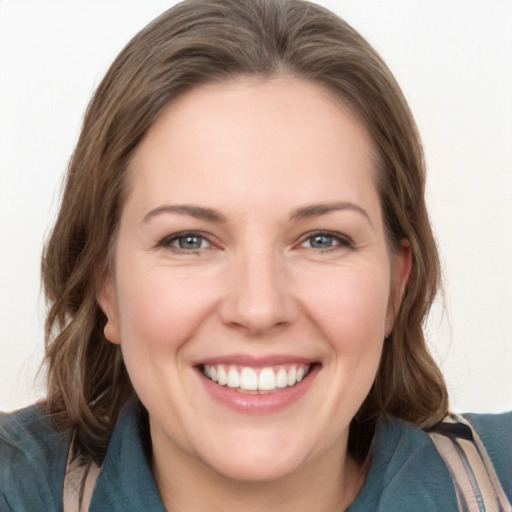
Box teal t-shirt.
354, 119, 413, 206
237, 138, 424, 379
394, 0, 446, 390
1, 401, 510, 511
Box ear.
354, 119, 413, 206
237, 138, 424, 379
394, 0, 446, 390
96, 275, 121, 345
385, 239, 412, 334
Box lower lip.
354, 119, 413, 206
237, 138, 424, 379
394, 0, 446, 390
197, 365, 320, 415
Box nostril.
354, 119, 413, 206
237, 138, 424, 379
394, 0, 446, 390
218, 292, 299, 336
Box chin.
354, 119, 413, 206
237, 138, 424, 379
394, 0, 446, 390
206, 450, 305, 484
195, 427, 316, 483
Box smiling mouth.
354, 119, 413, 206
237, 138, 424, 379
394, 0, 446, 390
199, 363, 314, 393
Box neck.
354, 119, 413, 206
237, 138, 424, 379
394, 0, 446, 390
151, 431, 365, 512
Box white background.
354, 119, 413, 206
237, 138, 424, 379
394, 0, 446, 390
0, 0, 511, 412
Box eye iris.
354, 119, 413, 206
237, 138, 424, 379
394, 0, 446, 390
310, 234, 332, 248
179, 235, 202, 249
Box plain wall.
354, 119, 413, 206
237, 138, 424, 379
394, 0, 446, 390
0, 0, 511, 412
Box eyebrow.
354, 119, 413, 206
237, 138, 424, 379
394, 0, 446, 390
142, 201, 371, 225
142, 204, 227, 224
289, 202, 372, 225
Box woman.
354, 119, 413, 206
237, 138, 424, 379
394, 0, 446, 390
1, 0, 510, 511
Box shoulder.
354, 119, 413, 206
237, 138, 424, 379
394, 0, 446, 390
0, 404, 70, 511
349, 416, 459, 511
465, 411, 512, 501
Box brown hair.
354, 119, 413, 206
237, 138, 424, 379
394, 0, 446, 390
42, 0, 448, 463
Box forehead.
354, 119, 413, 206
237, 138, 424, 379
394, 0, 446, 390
126, 76, 380, 219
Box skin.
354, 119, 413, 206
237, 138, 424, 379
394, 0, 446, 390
98, 76, 410, 512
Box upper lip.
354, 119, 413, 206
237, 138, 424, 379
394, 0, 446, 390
193, 354, 317, 368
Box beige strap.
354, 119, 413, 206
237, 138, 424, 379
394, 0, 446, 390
429, 414, 511, 512
63, 438, 101, 512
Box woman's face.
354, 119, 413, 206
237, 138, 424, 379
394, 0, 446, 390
99, 76, 410, 482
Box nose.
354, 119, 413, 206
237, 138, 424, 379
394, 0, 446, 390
218, 247, 299, 337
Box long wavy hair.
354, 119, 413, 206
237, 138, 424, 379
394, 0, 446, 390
42, 0, 448, 463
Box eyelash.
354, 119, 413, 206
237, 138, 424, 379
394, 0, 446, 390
157, 230, 354, 254
158, 231, 213, 253
298, 230, 354, 252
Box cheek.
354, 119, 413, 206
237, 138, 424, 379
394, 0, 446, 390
300, 265, 391, 349
114, 265, 216, 353
112, 264, 220, 415
293, 265, 390, 428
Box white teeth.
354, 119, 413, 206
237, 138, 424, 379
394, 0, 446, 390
276, 368, 288, 388
287, 366, 297, 386
227, 367, 240, 388
240, 367, 258, 391
202, 363, 311, 392
258, 368, 276, 390
217, 365, 227, 385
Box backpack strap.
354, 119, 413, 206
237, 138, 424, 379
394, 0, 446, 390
63, 435, 101, 512
428, 414, 511, 512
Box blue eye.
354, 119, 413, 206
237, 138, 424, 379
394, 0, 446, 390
301, 232, 352, 251
177, 234, 205, 249
308, 234, 335, 249
160, 232, 209, 251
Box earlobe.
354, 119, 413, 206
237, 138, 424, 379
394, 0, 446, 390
396, 239, 412, 294
103, 316, 121, 345
386, 239, 412, 333
96, 278, 121, 345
